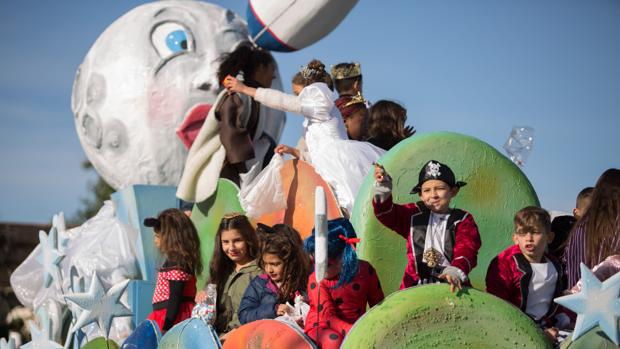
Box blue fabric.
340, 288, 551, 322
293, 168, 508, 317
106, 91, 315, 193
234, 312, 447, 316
238, 275, 278, 324
246, 3, 296, 52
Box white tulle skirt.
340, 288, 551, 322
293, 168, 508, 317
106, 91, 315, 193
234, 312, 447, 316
308, 138, 385, 214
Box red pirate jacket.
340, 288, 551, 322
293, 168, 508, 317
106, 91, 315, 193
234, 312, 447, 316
486, 244, 566, 326
373, 195, 481, 289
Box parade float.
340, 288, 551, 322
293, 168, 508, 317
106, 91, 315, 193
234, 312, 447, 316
7, 1, 619, 348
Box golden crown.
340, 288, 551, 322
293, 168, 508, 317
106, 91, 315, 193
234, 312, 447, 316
331, 62, 362, 80
343, 92, 367, 107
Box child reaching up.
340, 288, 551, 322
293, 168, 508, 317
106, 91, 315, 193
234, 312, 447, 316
144, 209, 202, 332
373, 160, 481, 292
486, 207, 570, 343
238, 224, 311, 324
224, 59, 385, 215
196, 213, 261, 337
303, 218, 384, 349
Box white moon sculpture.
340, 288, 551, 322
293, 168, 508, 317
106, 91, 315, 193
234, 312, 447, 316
71, 1, 285, 190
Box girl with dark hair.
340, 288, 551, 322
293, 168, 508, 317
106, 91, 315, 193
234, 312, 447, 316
238, 224, 311, 324
197, 212, 261, 336
564, 168, 620, 288
303, 218, 384, 349
367, 100, 415, 150
177, 42, 280, 204
144, 209, 202, 332
223, 59, 385, 216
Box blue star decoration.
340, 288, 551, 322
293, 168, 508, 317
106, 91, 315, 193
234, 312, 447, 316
35, 227, 65, 288
64, 273, 132, 338
20, 320, 62, 349
554, 263, 620, 345
0, 337, 16, 349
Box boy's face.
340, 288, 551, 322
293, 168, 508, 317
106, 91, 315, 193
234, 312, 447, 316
573, 197, 591, 220
512, 224, 554, 263
419, 179, 459, 214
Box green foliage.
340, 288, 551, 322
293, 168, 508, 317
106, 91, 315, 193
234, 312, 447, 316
70, 160, 115, 225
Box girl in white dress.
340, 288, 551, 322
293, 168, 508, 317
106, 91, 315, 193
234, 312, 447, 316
224, 59, 385, 214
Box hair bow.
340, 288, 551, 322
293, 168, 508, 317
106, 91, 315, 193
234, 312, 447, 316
338, 234, 361, 251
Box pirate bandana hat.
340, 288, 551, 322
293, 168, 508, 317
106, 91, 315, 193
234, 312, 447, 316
410, 160, 467, 194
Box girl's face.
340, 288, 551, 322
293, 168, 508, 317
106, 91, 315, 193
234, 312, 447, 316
154, 231, 161, 249
292, 83, 304, 96
262, 253, 284, 283
252, 62, 276, 88
325, 256, 342, 279
221, 229, 250, 265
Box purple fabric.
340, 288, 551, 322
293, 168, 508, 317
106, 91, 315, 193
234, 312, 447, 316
564, 223, 586, 289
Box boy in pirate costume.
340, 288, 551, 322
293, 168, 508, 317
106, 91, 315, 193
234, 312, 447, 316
372, 160, 482, 292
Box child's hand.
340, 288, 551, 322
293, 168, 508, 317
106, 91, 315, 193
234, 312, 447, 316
223, 75, 246, 94
276, 304, 289, 316
373, 162, 388, 182
275, 144, 300, 158
543, 327, 559, 343
439, 273, 462, 293
438, 266, 466, 293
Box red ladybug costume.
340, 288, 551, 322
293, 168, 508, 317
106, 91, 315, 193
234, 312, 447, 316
304, 260, 384, 349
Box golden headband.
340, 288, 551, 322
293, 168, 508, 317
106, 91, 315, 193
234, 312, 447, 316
222, 212, 245, 220
331, 62, 362, 80
343, 92, 367, 108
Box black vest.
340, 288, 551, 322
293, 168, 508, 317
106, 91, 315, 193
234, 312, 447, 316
409, 201, 469, 282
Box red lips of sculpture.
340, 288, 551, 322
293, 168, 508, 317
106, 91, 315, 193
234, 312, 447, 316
176, 104, 212, 150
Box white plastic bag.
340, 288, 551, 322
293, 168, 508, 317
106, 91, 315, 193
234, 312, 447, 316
238, 154, 287, 218
275, 295, 310, 330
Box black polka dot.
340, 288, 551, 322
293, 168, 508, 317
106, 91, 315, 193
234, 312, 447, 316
352, 283, 361, 291
368, 265, 375, 275
357, 309, 363, 315
318, 304, 323, 311
310, 282, 317, 290
329, 333, 339, 340
341, 329, 346, 336
313, 322, 318, 327
335, 298, 344, 305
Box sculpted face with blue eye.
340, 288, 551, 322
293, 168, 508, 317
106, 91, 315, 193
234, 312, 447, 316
151, 22, 194, 60
71, 2, 285, 192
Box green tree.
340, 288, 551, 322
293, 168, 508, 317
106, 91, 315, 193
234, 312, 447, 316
70, 160, 115, 225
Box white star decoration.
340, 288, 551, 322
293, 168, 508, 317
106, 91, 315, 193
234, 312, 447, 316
20, 320, 62, 349
35, 227, 65, 288
0, 337, 16, 349
64, 273, 132, 338
554, 263, 620, 345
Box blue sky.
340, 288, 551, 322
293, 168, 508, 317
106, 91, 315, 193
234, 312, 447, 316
1, 0, 619, 223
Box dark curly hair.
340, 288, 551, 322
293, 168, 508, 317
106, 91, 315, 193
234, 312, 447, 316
217, 42, 275, 87
154, 208, 203, 275
257, 224, 310, 302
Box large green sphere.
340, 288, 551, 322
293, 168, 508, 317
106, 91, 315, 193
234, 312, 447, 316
341, 284, 551, 349
351, 132, 539, 292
